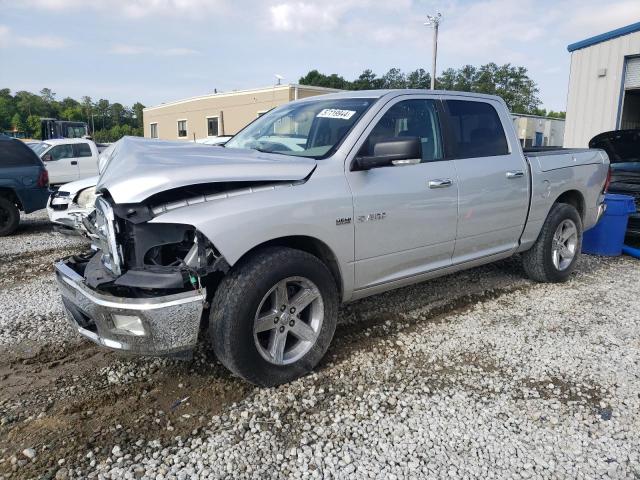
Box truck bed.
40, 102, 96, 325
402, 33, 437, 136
524, 148, 606, 172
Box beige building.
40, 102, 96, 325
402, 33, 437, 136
512, 114, 565, 148
143, 84, 339, 141
564, 22, 640, 147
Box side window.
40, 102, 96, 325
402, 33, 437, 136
177, 120, 187, 138
359, 99, 443, 162
207, 117, 219, 136
49, 144, 74, 161
445, 100, 509, 158
73, 143, 93, 158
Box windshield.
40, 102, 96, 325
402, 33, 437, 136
31, 142, 51, 156
225, 97, 375, 159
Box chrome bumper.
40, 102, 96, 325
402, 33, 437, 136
55, 260, 206, 355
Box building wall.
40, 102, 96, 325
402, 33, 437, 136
512, 115, 565, 147
143, 85, 337, 141
564, 30, 640, 147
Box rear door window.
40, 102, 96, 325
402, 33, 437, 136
445, 100, 509, 158
73, 143, 93, 157
0, 140, 40, 166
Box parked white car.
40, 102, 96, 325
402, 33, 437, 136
31, 138, 99, 185
47, 176, 98, 233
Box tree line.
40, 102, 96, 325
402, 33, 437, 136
0, 88, 146, 142
300, 64, 565, 118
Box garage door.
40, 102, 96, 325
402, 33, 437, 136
625, 57, 640, 89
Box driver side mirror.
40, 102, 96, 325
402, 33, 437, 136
42, 153, 52, 162
354, 137, 421, 170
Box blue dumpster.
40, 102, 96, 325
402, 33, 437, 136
582, 193, 637, 256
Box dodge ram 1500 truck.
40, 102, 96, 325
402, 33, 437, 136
55, 90, 609, 386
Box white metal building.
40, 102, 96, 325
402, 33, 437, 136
512, 114, 565, 147
564, 22, 640, 147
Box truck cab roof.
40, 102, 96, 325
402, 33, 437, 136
42, 138, 94, 145
296, 89, 507, 105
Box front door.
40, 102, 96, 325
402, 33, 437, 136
442, 98, 529, 263
43, 143, 79, 184
347, 97, 459, 290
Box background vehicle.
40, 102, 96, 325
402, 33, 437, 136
40, 118, 89, 140
47, 175, 97, 234
32, 138, 99, 185
589, 129, 640, 237
55, 90, 609, 386
0, 134, 50, 236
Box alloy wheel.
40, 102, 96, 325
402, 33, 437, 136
253, 276, 324, 365
552, 219, 578, 271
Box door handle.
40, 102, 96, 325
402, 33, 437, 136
506, 170, 524, 179
71, 161, 78, 165
428, 178, 453, 189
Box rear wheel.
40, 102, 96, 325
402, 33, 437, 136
522, 203, 582, 282
209, 247, 338, 386
0, 197, 19, 237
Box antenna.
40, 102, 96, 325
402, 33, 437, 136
274, 74, 284, 85
424, 13, 443, 90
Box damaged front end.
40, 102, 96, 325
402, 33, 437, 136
55, 192, 229, 356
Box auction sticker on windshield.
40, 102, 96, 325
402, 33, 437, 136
317, 109, 356, 120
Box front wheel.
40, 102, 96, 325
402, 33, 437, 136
0, 197, 20, 237
522, 203, 583, 283
209, 247, 338, 386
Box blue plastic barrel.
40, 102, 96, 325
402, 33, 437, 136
582, 193, 637, 256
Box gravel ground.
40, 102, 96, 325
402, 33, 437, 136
1, 211, 639, 479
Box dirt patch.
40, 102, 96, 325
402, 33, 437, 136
0, 343, 251, 478
0, 247, 89, 290
516, 376, 605, 407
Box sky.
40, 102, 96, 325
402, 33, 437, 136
0, 0, 639, 112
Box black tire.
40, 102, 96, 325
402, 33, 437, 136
209, 246, 339, 386
522, 203, 583, 283
0, 197, 20, 237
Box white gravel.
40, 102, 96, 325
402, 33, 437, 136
0, 211, 89, 347
89, 256, 639, 480
1, 210, 639, 479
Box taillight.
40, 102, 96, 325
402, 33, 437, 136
603, 167, 611, 193
37, 169, 49, 188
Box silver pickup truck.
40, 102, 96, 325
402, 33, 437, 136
55, 90, 609, 386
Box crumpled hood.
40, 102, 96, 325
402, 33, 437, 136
97, 136, 317, 204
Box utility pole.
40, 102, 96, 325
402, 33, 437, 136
424, 13, 442, 90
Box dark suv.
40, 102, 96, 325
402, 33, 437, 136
0, 135, 50, 236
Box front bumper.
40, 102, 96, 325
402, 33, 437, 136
55, 258, 206, 355
47, 193, 93, 233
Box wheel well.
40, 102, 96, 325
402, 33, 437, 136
238, 236, 344, 299
0, 188, 21, 210
555, 190, 585, 220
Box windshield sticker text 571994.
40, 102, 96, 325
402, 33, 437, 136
317, 109, 357, 120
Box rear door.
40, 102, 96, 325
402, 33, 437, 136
442, 98, 529, 263
73, 142, 98, 179
346, 96, 459, 290
44, 143, 78, 184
